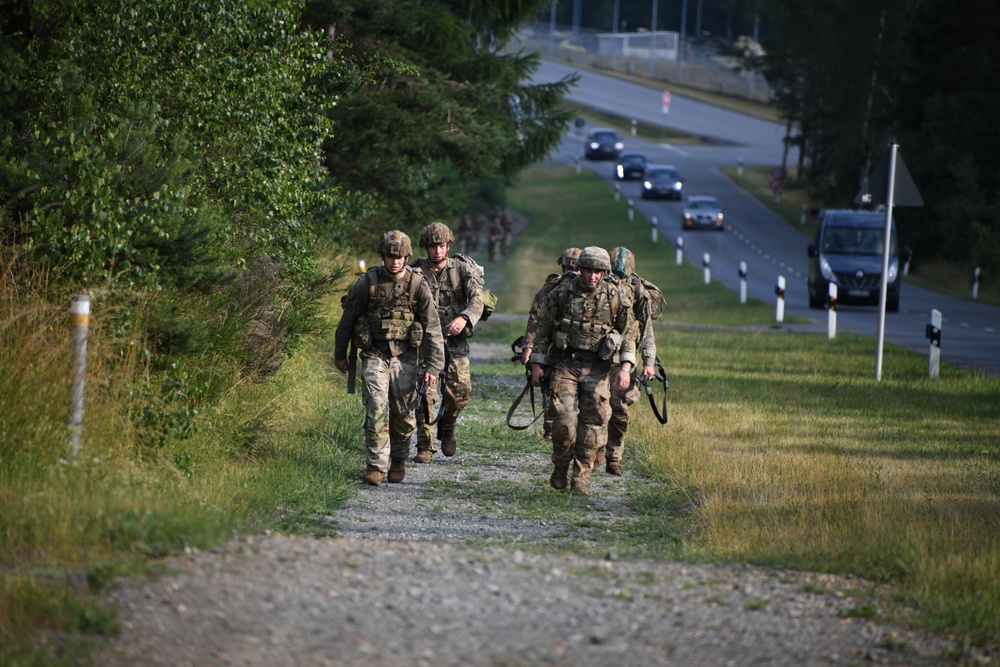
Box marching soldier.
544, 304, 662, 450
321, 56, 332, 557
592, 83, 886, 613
456, 213, 476, 255
410, 222, 485, 462
487, 213, 505, 263
529, 246, 635, 495
334, 231, 445, 486
520, 247, 581, 438
597, 246, 659, 476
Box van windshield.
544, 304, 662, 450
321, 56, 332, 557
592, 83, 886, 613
821, 226, 897, 256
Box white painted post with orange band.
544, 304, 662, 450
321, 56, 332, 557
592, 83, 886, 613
68, 295, 90, 457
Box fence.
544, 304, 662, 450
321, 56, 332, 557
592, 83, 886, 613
513, 22, 772, 104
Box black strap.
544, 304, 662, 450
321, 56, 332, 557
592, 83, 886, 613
506, 379, 547, 431
640, 358, 669, 425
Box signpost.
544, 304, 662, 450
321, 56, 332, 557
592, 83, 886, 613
661, 90, 672, 114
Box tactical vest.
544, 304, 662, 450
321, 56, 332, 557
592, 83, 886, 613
553, 277, 622, 355
361, 266, 423, 346
414, 258, 468, 327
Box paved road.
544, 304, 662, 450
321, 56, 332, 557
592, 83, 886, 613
532, 61, 1000, 377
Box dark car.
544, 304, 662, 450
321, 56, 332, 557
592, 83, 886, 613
641, 165, 684, 200
681, 195, 725, 231
615, 152, 648, 180
584, 128, 624, 160
807, 209, 912, 312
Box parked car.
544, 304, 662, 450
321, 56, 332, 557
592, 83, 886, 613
641, 165, 684, 200
615, 152, 648, 180
807, 209, 912, 312
681, 195, 725, 231
584, 128, 624, 160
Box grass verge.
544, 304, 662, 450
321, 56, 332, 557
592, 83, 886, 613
482, 163, 1000, 650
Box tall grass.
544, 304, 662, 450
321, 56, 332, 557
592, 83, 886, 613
503, 165, 1000, 648
0, 249, 360, 662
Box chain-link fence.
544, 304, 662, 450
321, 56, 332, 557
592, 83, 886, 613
513, 21, 771, 104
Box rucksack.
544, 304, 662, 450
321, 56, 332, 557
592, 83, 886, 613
451, 253, 498, 322
639, 276, 666, 320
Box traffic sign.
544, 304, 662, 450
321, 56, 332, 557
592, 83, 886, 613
662, 90, 671, 114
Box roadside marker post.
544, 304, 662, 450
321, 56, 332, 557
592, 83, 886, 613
972, 267, 981, 300
775, 275, 786, 322
631, 119, 638, 137
68, 295, 91, 458
575, 158, 581, 175
703, 253, 711, 285
676, 236, 684, 266
926, 310, 942, 378
651, 216, 658, 243
827, 283, 838, 340
738, 262, 748, 304
615, 184, 621, 203
628, 199, 634, 222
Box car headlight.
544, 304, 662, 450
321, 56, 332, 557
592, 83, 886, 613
614, 142, 624, 150
643, 181, 652, 189
673, 182, 682, 190
589, 142, 600, 149
716, 212, 724, 221
683, 211, 692, 219
887, 259, 899, 283
616, 165, 624, 178
819, 256, 836, 282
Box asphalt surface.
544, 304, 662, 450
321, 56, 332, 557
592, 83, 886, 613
532, 60, 1000, 378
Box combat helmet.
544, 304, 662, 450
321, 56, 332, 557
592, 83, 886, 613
377, 230, 413, 257
610, 246, 635, 279
419, 221, 455, 248
558, 247, 582, 270
576, 246, 612, 272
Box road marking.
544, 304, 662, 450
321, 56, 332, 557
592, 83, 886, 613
661, 144, 690, 157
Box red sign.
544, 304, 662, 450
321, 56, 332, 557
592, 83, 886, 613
662, 90, 672, 114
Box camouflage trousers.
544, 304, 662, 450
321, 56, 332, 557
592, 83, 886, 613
549, 357, 613, 482
606, 363, 640, 463
416, 353, 471, 452
360, 349, 420, 472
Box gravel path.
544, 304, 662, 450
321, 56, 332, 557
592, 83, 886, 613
98, 341, 965, 667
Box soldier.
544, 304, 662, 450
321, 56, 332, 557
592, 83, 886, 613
596, 246, 659, 476
456, 213, 476, 255
487, 213, 505, 263
530, 246, 635, 495
520, 247, 581, 439
334, 230, 445, 487
500, 207, 514, 257
410, 222, 485, 462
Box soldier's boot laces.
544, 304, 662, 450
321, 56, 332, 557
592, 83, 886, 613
412, 449, 433, 464
362, 468, 383, 487
440, 420, 458, 457
387, 458, 406, 483
549, 463, 570, 490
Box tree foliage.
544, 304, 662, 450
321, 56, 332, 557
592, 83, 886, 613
302, 0, 577, 241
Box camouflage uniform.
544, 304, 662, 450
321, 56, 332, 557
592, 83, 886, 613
334, 231, 445, 485
531, 247, 635, 494
411, 223, 485, 461
599, 247, 658, 476
522, 247, 581, 439
457, 214, 476, 254
487, 216, 505, 263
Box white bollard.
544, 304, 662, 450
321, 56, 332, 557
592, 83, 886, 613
972, 267, 981, 299
615, 184, 621, 202
827, 283, 838, 340
68, 295, 91, 458
631, 119, 638, 137
775, 276, 786, 322
738, 158, 744, 178
703, 253, 711, 285
575, 158, 581, 175
927, 309, 942, 378
651, 216, 658, 243
738, 262, 748, 304
800, 204, 807, 226
676, 236, 684, 266
628, 198, 634, 222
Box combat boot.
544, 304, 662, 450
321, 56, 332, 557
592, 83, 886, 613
570, 477, 590, 495
571, 459, 591, 495
439, 419, 458, 457
549, 463, 569, 490
607, 461, 623, 476
362, 467, 383, 487
412, 449, 433, 464
387, 458, 406, 483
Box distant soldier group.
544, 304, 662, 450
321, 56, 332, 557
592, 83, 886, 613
334, 219, 665, 497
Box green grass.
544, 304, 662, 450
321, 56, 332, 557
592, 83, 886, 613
484, 164, 1000, 650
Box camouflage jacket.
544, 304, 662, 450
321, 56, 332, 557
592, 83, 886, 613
409, 256, 484, 357
523, 271, 575, 350
530, 274, 636, 367
622, 273, 657, 367
334, 265, 445, 376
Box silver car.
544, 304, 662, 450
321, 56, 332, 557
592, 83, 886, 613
681, 195, 725, 231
